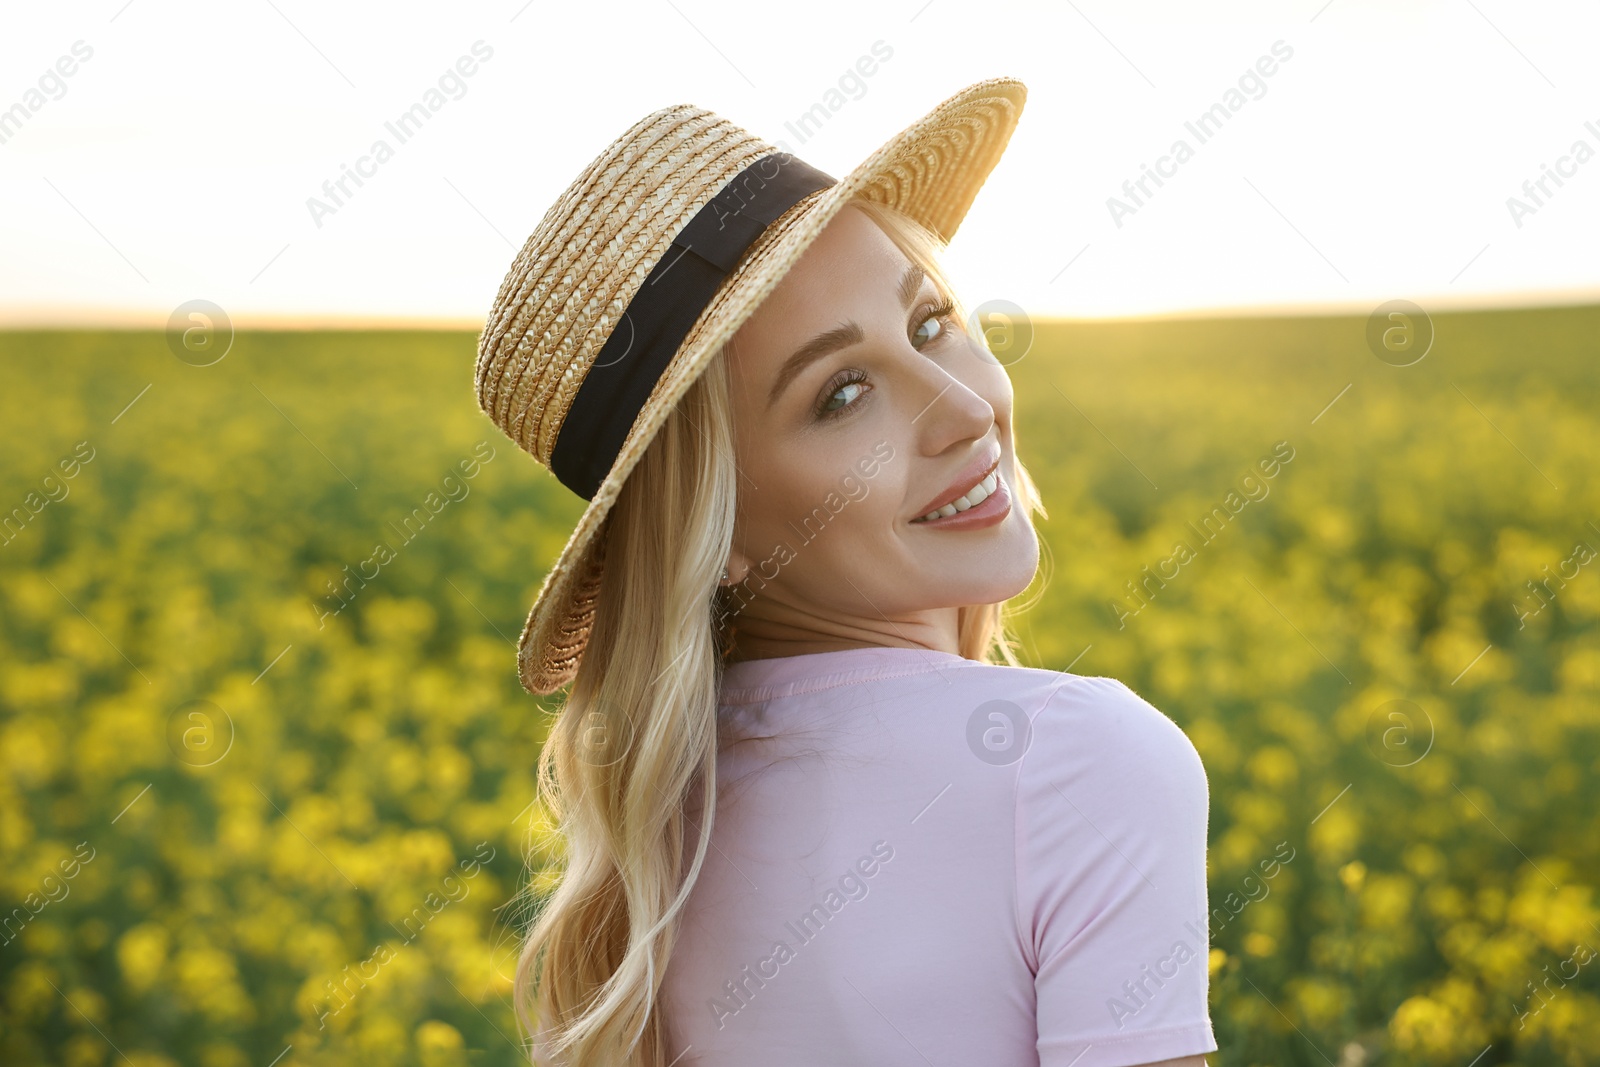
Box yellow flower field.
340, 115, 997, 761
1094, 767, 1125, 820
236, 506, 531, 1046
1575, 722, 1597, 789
1, 306, 1596, 1065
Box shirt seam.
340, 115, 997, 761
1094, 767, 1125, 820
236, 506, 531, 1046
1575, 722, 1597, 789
717, 654, 979, 705
1038, 1018, 1217, 1050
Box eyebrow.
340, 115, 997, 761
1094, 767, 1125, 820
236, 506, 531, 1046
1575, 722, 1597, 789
765, 263, 928, 412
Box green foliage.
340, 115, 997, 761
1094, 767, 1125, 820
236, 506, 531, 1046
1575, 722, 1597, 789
0, 331, 562, 1067
1, 307, 1596, 1065
1008, 305, 1600, 1066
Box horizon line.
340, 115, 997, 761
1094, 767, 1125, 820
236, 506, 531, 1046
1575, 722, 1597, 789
3, 289, 1598, 330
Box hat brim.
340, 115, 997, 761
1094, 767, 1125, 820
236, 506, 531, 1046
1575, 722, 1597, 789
512, 76, 1028, 694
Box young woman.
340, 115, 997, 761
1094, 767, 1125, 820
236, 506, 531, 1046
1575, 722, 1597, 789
474, 78, 1218, 1067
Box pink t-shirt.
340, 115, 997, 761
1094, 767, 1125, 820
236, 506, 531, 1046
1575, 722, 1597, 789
658, 645, 1218, 1066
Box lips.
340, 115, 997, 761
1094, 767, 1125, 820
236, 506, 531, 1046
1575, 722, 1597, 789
911, 445, 1002, 521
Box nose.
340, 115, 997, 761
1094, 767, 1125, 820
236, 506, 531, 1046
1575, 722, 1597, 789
905, 344, 997, 460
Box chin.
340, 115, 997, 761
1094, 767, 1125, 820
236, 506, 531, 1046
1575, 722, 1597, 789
939, 526, 1041, 608
993, 518, 1042, 598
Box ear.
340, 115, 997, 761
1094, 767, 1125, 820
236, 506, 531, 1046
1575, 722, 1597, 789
720, 546, 756, 586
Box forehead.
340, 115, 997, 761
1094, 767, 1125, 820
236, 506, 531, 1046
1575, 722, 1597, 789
733, 205, 911, 343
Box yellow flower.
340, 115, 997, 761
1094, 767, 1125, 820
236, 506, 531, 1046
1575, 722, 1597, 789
1243, 932, 1276, 957
116, 923, 169, 994
1339, 860, 1367, 893
417, 1019, 464, 1050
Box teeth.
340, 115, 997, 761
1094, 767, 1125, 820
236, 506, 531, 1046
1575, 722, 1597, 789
914, 470, 999, 523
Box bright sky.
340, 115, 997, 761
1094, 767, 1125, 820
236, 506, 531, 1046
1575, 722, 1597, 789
2, 0, 1597, 326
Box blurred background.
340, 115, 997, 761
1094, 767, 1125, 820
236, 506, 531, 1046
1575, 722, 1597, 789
2, 1, 1597, 1065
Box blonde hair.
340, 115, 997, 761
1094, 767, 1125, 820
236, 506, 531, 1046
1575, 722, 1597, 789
512, 196, 1049, 1066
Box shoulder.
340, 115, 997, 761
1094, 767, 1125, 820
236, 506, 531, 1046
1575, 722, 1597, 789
1009, 669, 1207, 798
1006, 671, 1213, 969
1002, 669, 1211, 899
950, 663, 1206, 790
985, 668, 1219, 1058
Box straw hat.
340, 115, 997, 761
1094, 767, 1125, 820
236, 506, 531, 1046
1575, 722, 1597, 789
474, 76, 1028, 694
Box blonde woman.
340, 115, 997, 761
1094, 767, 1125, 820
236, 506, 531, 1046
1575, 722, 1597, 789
474, 78, 1218, 1067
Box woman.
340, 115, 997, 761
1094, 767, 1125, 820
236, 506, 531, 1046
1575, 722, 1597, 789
474, 78, 1218, 1067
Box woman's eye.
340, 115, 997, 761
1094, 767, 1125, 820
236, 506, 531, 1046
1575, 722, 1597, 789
912, 314, 945, 349
813, 299, 957, 420
820, 377, 867, 417
911, 299, 956, 349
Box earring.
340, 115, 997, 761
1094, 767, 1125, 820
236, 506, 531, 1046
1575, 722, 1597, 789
713, 563, 747, 630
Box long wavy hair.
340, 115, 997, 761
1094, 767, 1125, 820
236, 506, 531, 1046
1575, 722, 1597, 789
511, 196, 1051, 1066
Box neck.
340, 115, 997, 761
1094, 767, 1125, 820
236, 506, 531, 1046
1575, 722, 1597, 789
719, 602, 962, 664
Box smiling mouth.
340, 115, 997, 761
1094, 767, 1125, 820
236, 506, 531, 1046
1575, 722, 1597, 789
910, 461, 1002, 523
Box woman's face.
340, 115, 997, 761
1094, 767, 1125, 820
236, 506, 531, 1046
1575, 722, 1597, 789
721, 203, 1039, 658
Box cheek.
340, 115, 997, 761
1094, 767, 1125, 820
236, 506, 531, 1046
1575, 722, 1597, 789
737, 452, 851, 543
743, 446, 903, 568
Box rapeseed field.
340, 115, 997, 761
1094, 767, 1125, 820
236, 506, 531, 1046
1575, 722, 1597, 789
1, 305, 1595, 1065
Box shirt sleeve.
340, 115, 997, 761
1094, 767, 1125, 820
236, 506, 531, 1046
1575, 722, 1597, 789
1015, 675, 1218, 1067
